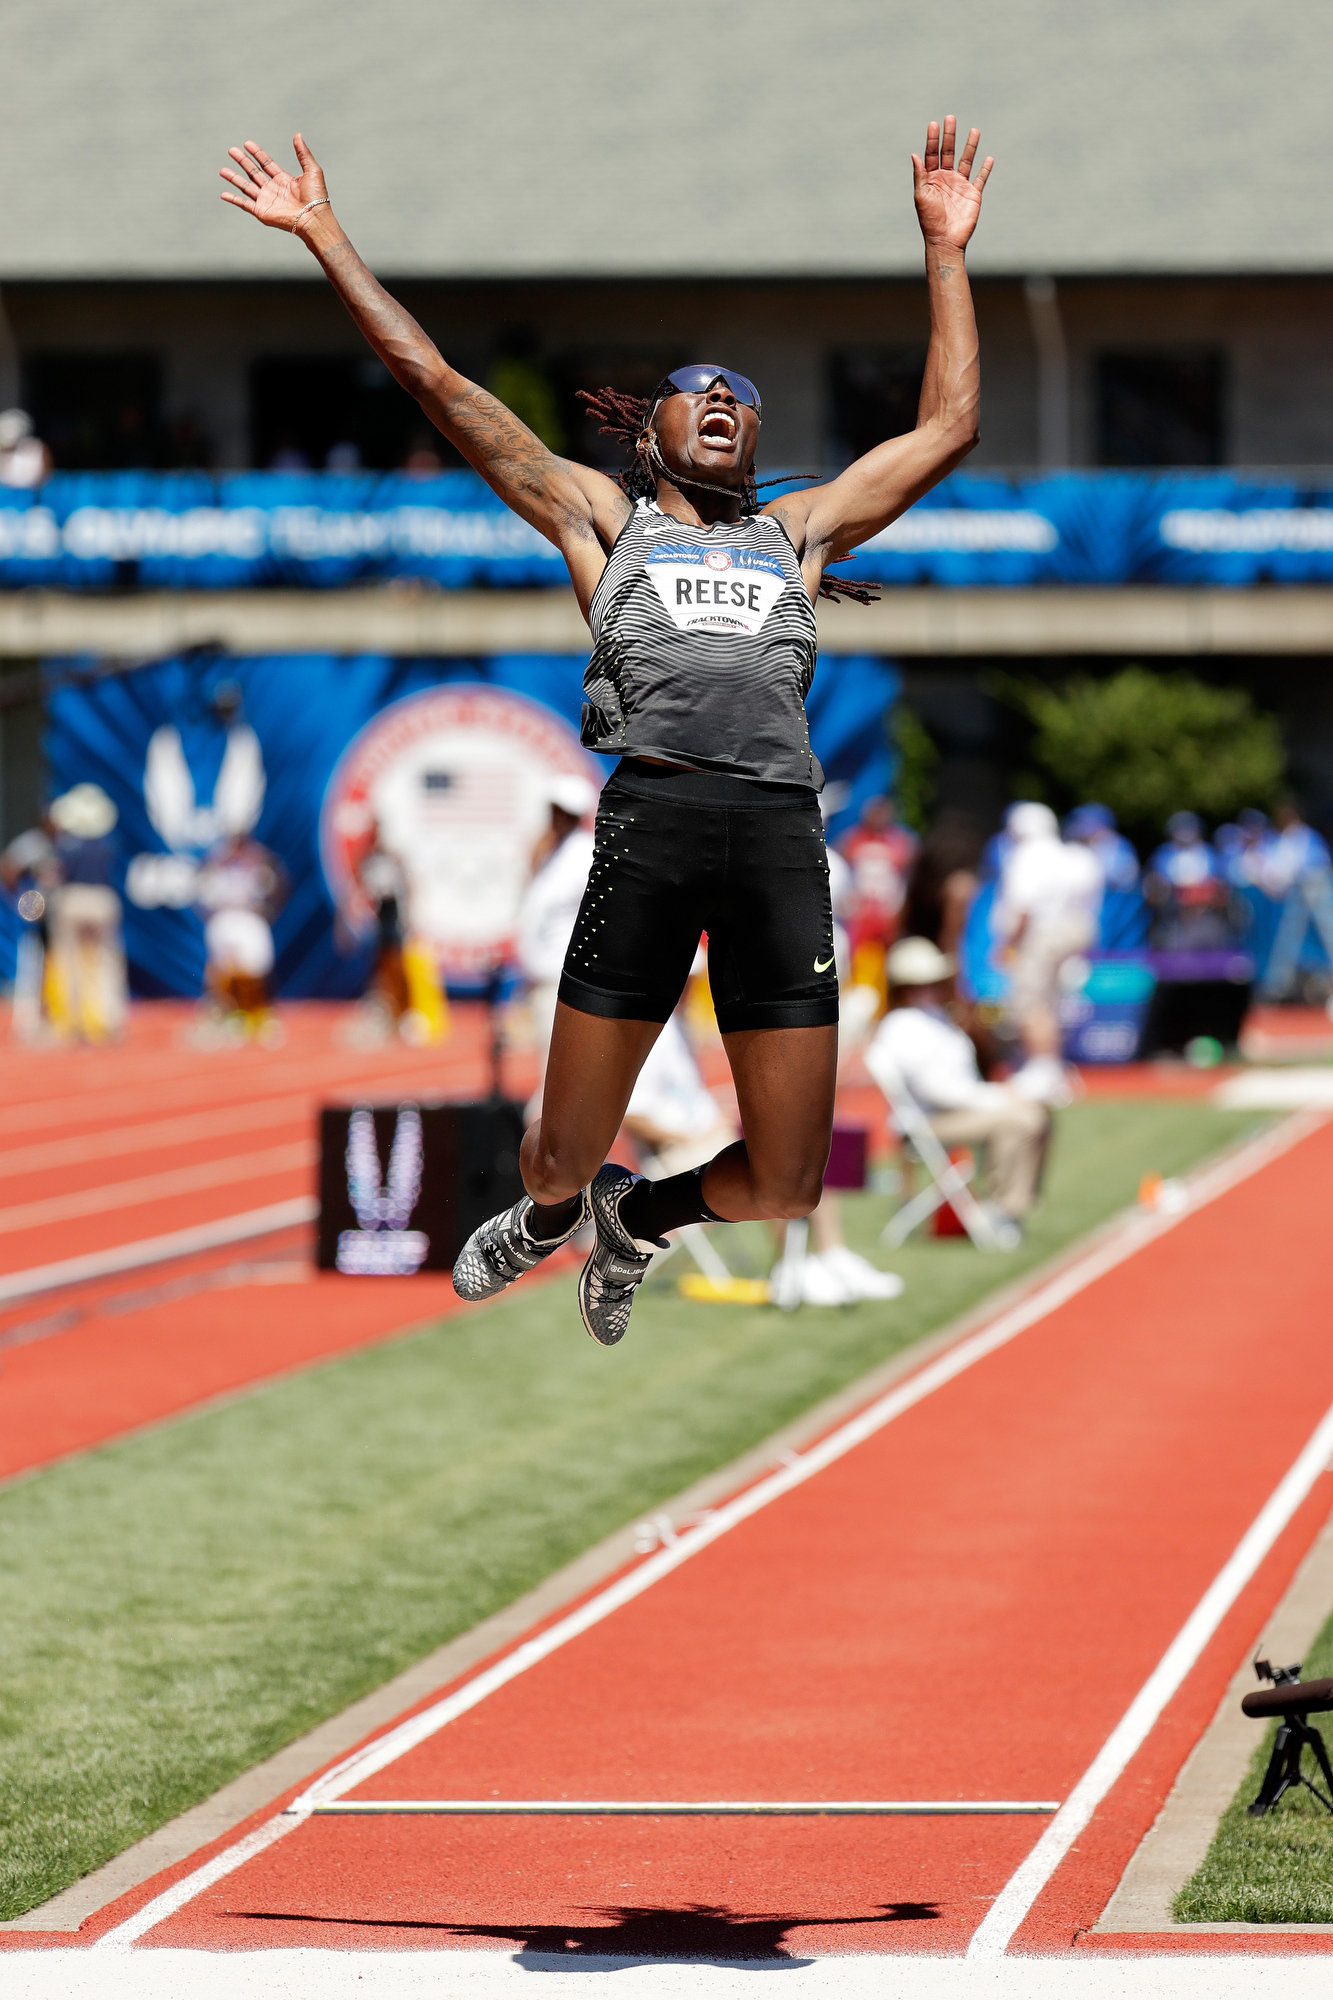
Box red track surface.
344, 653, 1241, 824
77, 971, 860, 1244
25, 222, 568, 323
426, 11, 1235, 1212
48, 1111, 1333, 1960
0, 1002, 1244, 1483
0, 1003, 511, 1479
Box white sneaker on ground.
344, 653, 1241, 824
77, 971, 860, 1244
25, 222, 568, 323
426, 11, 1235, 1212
1010, 1056, 1076, 1107
817, 1245, 906, 1301
797, 1255, 853, 1307
768, 1254, 852, 1309
980, 1202, 1024, 1251
767, 1255, 804, 1312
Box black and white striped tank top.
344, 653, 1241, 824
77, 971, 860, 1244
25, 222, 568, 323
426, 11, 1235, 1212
582, 499, 823, 789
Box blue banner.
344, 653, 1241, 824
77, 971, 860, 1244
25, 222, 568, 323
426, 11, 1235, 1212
7, 470, 1333, 589
12, 651, 897, 999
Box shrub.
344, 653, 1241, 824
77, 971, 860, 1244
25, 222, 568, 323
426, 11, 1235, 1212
891, 703, 939, 833
1001, 666, 1285, 843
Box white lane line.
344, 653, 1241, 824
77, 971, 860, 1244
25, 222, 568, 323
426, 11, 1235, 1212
0, 1143, 312, 1238
92, 1110, 1322, 1950
0, 1095, 312, 1178
0, 1045, 455, 1141
0, 1199, 316, 1307
0, 1053, 476, 1176
91, 1815, 305, 1953
966, 1396, 1333, 1959
304, 1799, 1059, 1816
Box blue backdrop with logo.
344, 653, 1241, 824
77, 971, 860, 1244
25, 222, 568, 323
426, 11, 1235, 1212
5, 470, 1333, 588
16, 651, 897, 997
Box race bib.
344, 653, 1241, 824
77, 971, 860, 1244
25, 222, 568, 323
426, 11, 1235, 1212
644, 541, 788, 635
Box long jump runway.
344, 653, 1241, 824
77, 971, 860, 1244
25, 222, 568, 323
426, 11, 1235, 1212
45, 1108, 1332, 1967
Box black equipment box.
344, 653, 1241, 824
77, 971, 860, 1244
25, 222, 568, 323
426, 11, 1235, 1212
316, 1100, 526, 1275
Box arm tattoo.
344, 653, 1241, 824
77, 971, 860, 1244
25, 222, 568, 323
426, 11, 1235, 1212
447, 384, 559, 500
313, 230, 578, 524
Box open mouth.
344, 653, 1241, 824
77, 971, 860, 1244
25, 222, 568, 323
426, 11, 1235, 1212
697, 409, 738, 448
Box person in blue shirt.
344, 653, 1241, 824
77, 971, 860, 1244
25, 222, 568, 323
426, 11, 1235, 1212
980, 800, 1028, 883
1064, 803, 1139, 891
1258, 801, 1333, 1000
1214, 807, 1270, 890
1144, 811, 1238, 950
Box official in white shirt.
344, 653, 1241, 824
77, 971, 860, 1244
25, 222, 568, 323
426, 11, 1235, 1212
993, 801, 1102, 1104
868, 936, 1050, 1231
516, 775, 598, 1115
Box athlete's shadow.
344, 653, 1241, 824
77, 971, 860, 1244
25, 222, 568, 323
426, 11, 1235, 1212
446, 1900, 941, 1969
226, 1899, 940, 1965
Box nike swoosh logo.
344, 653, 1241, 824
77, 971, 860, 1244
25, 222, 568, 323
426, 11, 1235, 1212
814, 955, 835, 973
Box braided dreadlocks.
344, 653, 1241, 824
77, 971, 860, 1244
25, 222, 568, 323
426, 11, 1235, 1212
575, 386, 879, 606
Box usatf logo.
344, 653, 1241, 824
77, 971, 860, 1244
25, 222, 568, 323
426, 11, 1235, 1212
337, 1104, 429, 1275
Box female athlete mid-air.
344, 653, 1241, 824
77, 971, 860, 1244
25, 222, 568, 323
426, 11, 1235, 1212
221, 117, 993, 1346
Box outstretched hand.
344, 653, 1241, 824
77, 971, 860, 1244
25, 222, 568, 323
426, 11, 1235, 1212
911, 116, 992, 252
219, 133, 328, 232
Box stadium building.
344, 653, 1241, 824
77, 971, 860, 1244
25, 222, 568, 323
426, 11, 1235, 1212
2, 0, 1333, 985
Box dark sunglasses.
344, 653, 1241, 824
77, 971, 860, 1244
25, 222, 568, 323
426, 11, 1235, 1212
651, 364, 763, 418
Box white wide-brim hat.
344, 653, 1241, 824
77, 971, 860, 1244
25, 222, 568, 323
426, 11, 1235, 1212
1007, 800, 1060, 842
547, 773, 597, 819
49, 783, 118, 840
886, 936, 955, 988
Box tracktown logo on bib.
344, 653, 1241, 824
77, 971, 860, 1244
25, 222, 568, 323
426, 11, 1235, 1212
644, 542, 787, 635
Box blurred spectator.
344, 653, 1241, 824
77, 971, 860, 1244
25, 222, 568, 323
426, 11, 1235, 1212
515, 774, 597, 1115
325, 440, 361, 472
1064, 802, 1139, 889
979, 801, 1020, 883
771, 839, 904, 1306
46, 784, 127, 1043
355, 822, 413, 1030
1144, 809, 1238, 950
993, 801, 1101, 1105
1, 809, 59, 1040
267, 436, 310, 471
903, 808, 984, 959
194, 832, 288, 1039
1257, 800, 1333, 1000
621, 1012, 737, 1181
868, 936, 1051, 1248
340, 817, 446, 1046
837, 794, 916, 984
402, 433, 445, 476
1215, 807, 1270, 889
0, 407, 51, 488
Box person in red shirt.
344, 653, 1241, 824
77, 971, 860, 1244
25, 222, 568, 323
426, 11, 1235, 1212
838, 795, 918, 994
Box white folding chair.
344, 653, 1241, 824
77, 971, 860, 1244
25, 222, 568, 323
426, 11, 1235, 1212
863, 1043, 1004, 1252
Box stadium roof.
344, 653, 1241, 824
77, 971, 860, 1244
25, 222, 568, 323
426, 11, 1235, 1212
4, 0, 1329, 283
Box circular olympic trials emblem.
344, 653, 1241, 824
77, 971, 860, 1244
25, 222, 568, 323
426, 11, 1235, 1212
703, 550, 732, 571
320, 684, 599, 981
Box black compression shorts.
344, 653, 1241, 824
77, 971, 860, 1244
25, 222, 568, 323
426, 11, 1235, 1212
557, 760, 840, 1034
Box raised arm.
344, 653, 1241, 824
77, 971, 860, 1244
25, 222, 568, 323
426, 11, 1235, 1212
765, 117, 992, 589
219, 135, 629, 607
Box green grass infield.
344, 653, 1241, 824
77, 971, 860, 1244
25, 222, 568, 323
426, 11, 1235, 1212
1, 1098, 1260, 1920
1175, 1607, 1333, 1923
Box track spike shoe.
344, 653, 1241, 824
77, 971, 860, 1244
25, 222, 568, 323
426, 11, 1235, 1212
578, 1164, 659, 1347
452, 1188, 589, 1303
